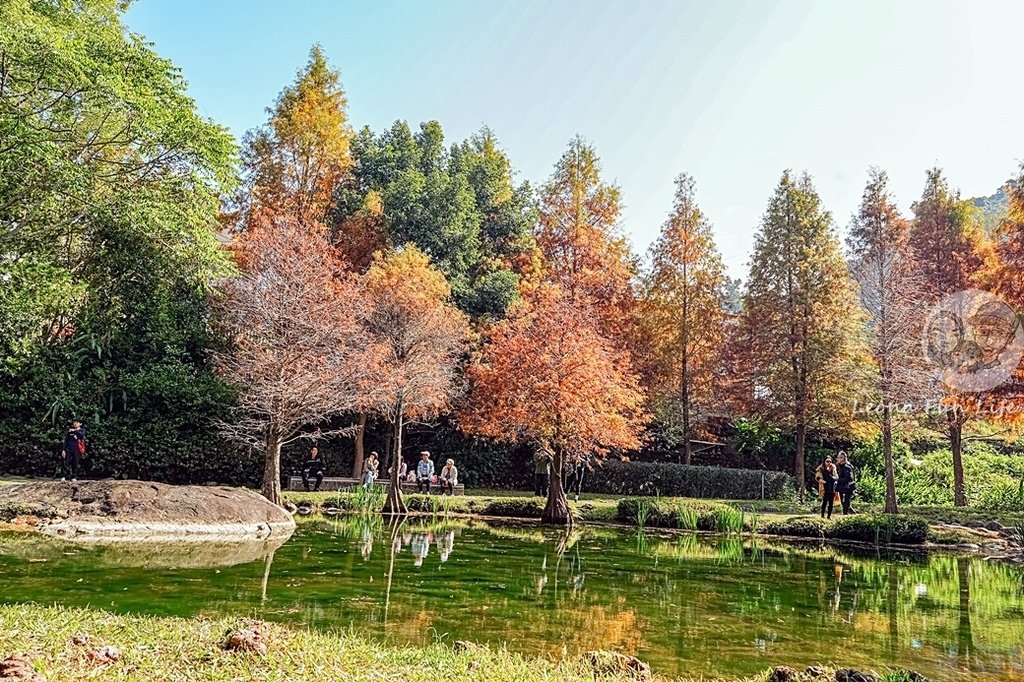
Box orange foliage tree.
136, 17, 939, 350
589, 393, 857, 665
362, 245, 471, 515
238, 45, 353, 224
536, 137, 638, 345
639, 174, 726, 464
908, 168, 988, 506
213, 211, 378, 505
460, 285, 648, 525
973, 163, 1024, 435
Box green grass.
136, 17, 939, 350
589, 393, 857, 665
0, 604, 810, 682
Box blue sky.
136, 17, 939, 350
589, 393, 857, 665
125, 0, 1024, 277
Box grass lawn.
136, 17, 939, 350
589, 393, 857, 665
0, 604, 926, 682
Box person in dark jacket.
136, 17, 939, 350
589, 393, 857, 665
60, 421, 85, 482
836, 451, 856, 515
302, 447, 326, 491
816, 456, 838, 519
564, 452, 591, 502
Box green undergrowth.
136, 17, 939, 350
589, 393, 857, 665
283, 490, 1005, 548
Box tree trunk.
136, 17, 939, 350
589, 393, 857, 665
261, 436, 283, 507
541, 446, 572, 525
382, 410, 407, 515
882, 404, 898, 514
949, 411, 967, 507
683, 435, 692, 466
794, 420, 806, 502
351, 412, 367, 479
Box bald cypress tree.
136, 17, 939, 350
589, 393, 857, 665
741, 172, 871, 499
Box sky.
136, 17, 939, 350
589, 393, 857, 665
125, 0, 1024, 277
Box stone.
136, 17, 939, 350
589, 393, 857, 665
767, 666, 800, 682
834, 669, 877, 682
0, 655, 44, 681
85, 646, 120, 665
985, 521, 1005, 533
452, 640, 487, 654
223, 621, 269, 655
965, 520, 986, 529
583, 650, 651, 681
806, 666, 828, 678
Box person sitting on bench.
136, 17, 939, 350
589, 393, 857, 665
439, 458, 458, 495
416, 451, 435, 494
302, 447, 325, 492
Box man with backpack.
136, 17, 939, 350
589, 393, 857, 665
60, 420, 86, 482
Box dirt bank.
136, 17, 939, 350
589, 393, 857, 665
0, 480, 294, 540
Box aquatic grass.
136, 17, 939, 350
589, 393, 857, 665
713, 507, 745, 534
677, 505, 699, 531
634, 498, 653, 529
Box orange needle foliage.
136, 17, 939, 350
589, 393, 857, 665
461, 285, 648, 524
214, 210, 378, 506
362, 245, 471, 514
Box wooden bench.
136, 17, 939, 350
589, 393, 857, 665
287, 476, 464, 496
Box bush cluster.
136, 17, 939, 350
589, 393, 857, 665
590, 461, 794, 500
760, 514, 928, 545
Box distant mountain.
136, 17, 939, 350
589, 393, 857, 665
971, 185, 1010, 234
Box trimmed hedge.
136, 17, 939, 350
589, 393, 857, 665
760, 514, 928, 545
589, 460, 795, 500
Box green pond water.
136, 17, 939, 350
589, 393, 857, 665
1, 517, 1023, 680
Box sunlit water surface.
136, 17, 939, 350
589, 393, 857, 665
1, 517, 1022, 680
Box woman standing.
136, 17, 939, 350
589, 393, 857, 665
362, 452, 380, 488
816, 456, 838, 519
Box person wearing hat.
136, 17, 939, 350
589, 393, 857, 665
415, 451, 435, 494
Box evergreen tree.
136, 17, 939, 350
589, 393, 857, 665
740, 172, 871, 498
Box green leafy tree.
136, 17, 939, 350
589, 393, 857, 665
739, 172, 872, 498
0, 0, 237, 479
332, 122, 534, 319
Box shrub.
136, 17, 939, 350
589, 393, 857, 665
589, 461, 795, 500
828, 514, 928, 545
760, 516, 828, 539
480, 498, 544, 518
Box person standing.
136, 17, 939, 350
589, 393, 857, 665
362, 452, 380, 488
416, 451, 435, 494
302, 447, 326, 491
439, 458, 459, 495
816, 456, 838, 519
564, 452, 591, 502
60, 421, 86, 482
836, 451, 857, 515
533, 444, 553, 497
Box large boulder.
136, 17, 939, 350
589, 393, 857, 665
0, 480, 294, 540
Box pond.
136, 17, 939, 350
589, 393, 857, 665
1, 517, 1023, 680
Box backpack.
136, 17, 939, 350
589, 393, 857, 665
76, 437, 86, 456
